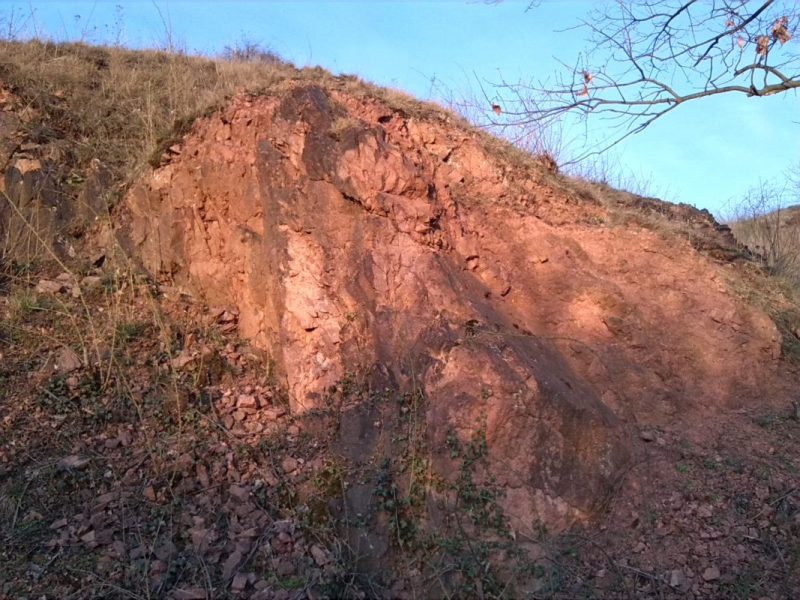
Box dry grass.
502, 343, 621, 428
0, 39, 510, 185
0, 40, 297, 183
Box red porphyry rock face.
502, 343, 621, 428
118, 85, 784, 534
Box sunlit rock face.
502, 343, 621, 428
119, 84, 780, 535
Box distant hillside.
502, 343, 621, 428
729, 200, 800, 285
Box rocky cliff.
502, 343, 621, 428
118, 83, 786, 538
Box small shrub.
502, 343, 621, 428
220, 39, 284, 65
328, 116, 361, 141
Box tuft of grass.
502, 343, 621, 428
115, 320, 147, 344
8, 287, 49, 322
328, 115, 362, 141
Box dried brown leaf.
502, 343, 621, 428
756, 35, 770, 56
772, 16, 791, 44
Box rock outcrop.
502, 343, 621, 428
119, 84, 783, 535
0, 87, 111, 263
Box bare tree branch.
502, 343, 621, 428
489, 0, 799, 160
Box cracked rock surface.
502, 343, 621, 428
118, 84, 787, 535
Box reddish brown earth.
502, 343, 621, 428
119, 84, 794, 543
3, 55, 800, 598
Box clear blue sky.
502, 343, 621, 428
6, 0, 799, 218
